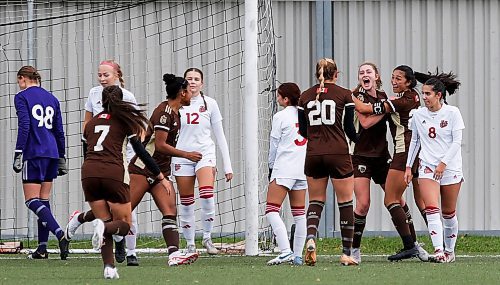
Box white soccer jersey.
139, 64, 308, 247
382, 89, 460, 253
85, 85, 138, 161
269, 106, 307, 180
410, 104, 465, 171
172, 94, 232, 173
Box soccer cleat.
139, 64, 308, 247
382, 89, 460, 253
387, 246, 419, 261
27, 250, 48, 259
444, 251, 456, 263
340, 254, 359, 266
64, 210, 81, 240
127, 255, 139, 266
168, 251, 199, 266
114, 238, 126, 263
187, 244, 197, 254
292, 256, 303, 266
304, 238, 317, 266
103, 265, 119, 279
415, 242, 429, 262
58, 237, 70, 260
429, 249, 446, 263
267, 251, 294, 265
92, 219, 105, 251
202, 238, 219, 255
351, 248, 361, 264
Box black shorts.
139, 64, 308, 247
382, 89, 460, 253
82, 177, 130, 203
352, 155, 390, 185
304, 154, 353, 179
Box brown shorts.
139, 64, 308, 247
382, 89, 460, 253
390, 152, 419, 176
128, 164, 162, 191
82, 177, 130, 203
352, 155, 391, 185
304, 154, 353, 179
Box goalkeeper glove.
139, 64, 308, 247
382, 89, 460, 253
58, 157, 68, 176
13, 151, 23, 173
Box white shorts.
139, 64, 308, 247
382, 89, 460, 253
274, 178, 307, 191
418, 161, 464, 186
172, 158, 216, 177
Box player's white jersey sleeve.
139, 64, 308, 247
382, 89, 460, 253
270, 106, 307, 180
413, 104, 464, 172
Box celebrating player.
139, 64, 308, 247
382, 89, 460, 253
352, 65, 427, 261
128, 73, 201, 266
265, 83, 307, 266
13, 66, 70, 260
405, 71, 464, 263
82, 85, 169, 279
172, 68, 233, 255
65, 60, 140, 266
298, 58, 358, 266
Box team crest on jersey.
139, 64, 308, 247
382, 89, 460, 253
98, 113, 111, 119
440, 120, 448, 128
175, 164, 181, 171
357, 94, 364, 101
358, 165, 366, 173
199, 105, 206, 112
160, 115, 167, 124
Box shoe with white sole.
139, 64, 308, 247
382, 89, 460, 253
103, 265, 119, 279
168, 250, 199, 266
202, 238, 219, 255
65, 210, 81, 240
445, 251, 456, 263
92, 219, 105, 251
351, 248, 361, 264
429, 249, 446, 263
186, 244, 197, 254
304, 238, 317, 266
267, 251, 294, 265
416, 242, 430, 262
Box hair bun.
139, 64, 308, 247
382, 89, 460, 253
163, 73, 176, 85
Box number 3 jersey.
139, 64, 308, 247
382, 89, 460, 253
82, 112, 135, 183
409, 104, 465, 171
298, 83, 354, 155
14, 86, 65, 160
269, 106, 307, 180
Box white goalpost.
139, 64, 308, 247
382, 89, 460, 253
0, 0, 277, 255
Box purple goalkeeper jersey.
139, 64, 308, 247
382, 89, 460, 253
14, 86, 65, 160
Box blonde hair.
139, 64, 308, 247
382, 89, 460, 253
99, 60, 125, 88
315, 58, 337, 101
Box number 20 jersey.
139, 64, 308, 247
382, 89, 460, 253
14, 86, 65, 160
298, 83, 354, 155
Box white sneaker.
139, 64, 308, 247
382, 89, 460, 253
445, 251, 456, 263
168, 250, 199, 266
92, 219, 105, 251
202, 238, 219, 255
65, 210, 81, 240
267, 251, 294, 265
429, 249, 446, 263
103, 266, 119, 279
187, 244, 197, 254
351, 248, 361, 264
416, 242, 429, 262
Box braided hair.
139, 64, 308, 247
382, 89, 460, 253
315, 58, 337, 101
100, 60, 125, 88
184, 67, 208, 110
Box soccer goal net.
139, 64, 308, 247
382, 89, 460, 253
0, 0, 276, 255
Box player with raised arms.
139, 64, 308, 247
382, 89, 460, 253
405, 70, 464, 263
298, 58, 358, 266
265, 83, 307, 266
13, 66, 70, 260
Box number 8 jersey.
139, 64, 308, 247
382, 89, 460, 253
298, 83, 354, 155
14, 86, 65, 160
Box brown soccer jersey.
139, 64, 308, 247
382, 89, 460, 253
298, 83, 353, 155
130, 101, 180, 176
82, 112, 133, 184
386, 89, 420, 154
353, 89, 390, 157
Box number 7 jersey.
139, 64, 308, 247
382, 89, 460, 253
298, 83, 354, 155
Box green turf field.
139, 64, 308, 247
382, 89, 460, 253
1, 236, 500, 284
